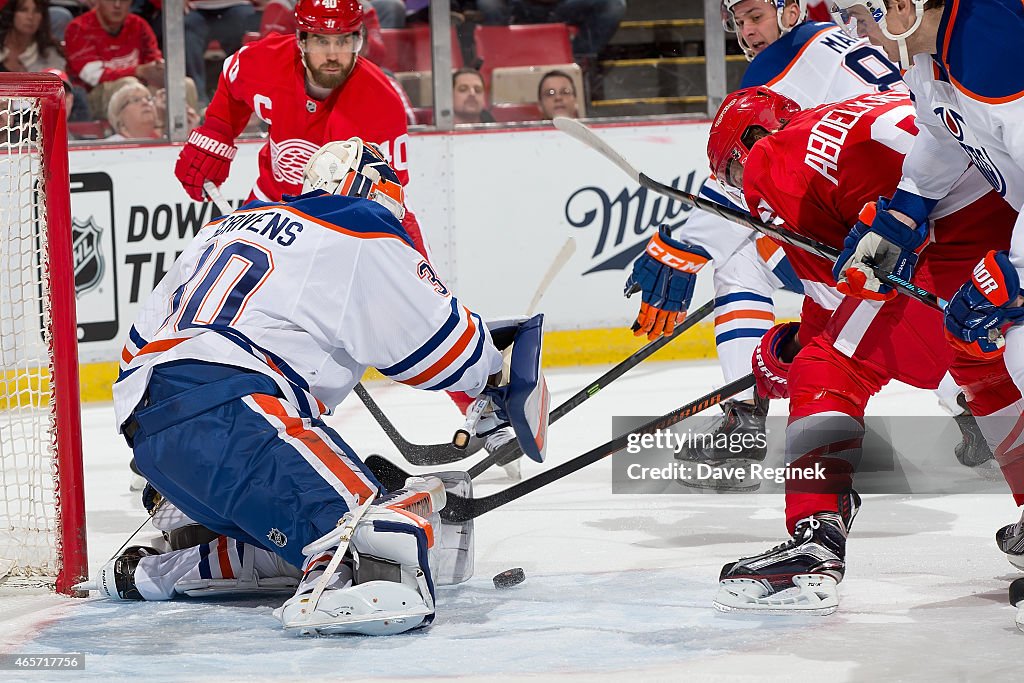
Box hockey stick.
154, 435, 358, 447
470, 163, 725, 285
355, 236, 577, 467
466, 297, 716, 478
366, 372, 756, 522
552, 117, 949, 311
203, 180, 233, 217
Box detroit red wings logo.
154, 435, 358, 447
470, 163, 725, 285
757, 198, 784, 225
270, 138, 322, 185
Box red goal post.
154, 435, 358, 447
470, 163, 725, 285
0, 72, 87, 595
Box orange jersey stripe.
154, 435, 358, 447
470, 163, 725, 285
216, 537, 234, 579
136, 337, 188, 356
399, 309, 478, 387
252, 394, 375, 502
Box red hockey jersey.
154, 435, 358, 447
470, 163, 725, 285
206, 33, 424, 250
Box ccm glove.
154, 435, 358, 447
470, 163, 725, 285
174, 117, 237, 201
625, 225, 710, 340
945, 250, 1024, 358
833, 197, 929, 301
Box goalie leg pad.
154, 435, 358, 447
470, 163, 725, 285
276, 477, 443, 636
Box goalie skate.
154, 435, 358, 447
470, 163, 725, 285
276, 476, 445, 636
714, 490, 859, 615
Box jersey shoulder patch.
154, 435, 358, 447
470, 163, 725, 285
939, 0, 1024, 101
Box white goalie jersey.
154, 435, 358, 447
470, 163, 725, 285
113, 193, 502, 428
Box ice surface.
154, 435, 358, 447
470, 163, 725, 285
1, 360, 1022, 681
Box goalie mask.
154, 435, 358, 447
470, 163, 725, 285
707, 86, 801, 206
301, 138, 407, 220
722, 0, 808, 60
829, 0, 928, 69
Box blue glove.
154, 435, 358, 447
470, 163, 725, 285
624, 225, 711, 340
833, 197, 930, 301
945, 250, 1024, 358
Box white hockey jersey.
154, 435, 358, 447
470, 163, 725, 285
676, 21, 905, 264
113, 193, 501, 428
896, 0, 1024, 276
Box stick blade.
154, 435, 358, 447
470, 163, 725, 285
552, 117, 641, 183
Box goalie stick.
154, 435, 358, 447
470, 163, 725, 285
552, 117, 949, 312
366, 372, 756, 522
357, 297, 715, 470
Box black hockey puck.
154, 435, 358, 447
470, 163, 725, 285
493, 567, 526, 589
1010, 577, 1024, 607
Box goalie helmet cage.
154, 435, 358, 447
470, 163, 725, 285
0, 73, 87, 595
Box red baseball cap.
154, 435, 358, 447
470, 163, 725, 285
43, 68, 73, 89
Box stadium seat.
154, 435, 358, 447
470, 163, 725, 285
473, 24, 574, 84
68, 120, 112, 140
378, 26, 463, 74
412, 107, 434, 125
489, 102, 543, 123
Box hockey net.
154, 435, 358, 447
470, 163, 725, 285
0, 73, 87, 595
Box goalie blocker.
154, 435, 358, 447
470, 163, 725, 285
477, 315, 550, 464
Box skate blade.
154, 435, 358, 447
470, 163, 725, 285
1016, 606, 1023, 634
282, 607, 432, 636
713, 575, 839, 616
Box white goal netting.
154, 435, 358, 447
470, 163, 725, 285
0, 94, 63, 589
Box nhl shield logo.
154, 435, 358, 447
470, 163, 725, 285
72, 216, 105, 296
267, 528, 288, 547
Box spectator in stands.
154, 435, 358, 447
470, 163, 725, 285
65, 0, 197, 118
453, 67, 493, 124
105, 77, 161, 140
537, 68, 577, 119
476, 0, 626, 63
152, 0, 262, 105
0, 0, 65, 73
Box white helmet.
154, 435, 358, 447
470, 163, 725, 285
722, 0, 809, 60
829, 0, 928, 69
301, 137, 406, 220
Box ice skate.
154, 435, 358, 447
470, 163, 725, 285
953, 394, 994, 467
676, 395, 768, 492
483, 427, 521, 481
275, 476, 445, 636
996, 509, 1024, 571
714, 490, 860, 615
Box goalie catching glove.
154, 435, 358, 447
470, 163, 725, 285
174, 117, 237, 201
625, 225, 710, 340
472, 315, 550, 463
833, 197, 929, 301
944, 250, 1024, 358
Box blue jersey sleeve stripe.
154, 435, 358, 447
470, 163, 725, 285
379, 299, 461, 376
128, 325, 147, 351
424, 313, 487, 391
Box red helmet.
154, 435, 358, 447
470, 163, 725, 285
707, 87, 801, 198
294, 0, 364, 34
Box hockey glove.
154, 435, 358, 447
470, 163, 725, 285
944, 250, 1024, 358
752, 321, 800, 400
625, 225, 711, 340
174, 117, 237, 201
833, 197, 929, 301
